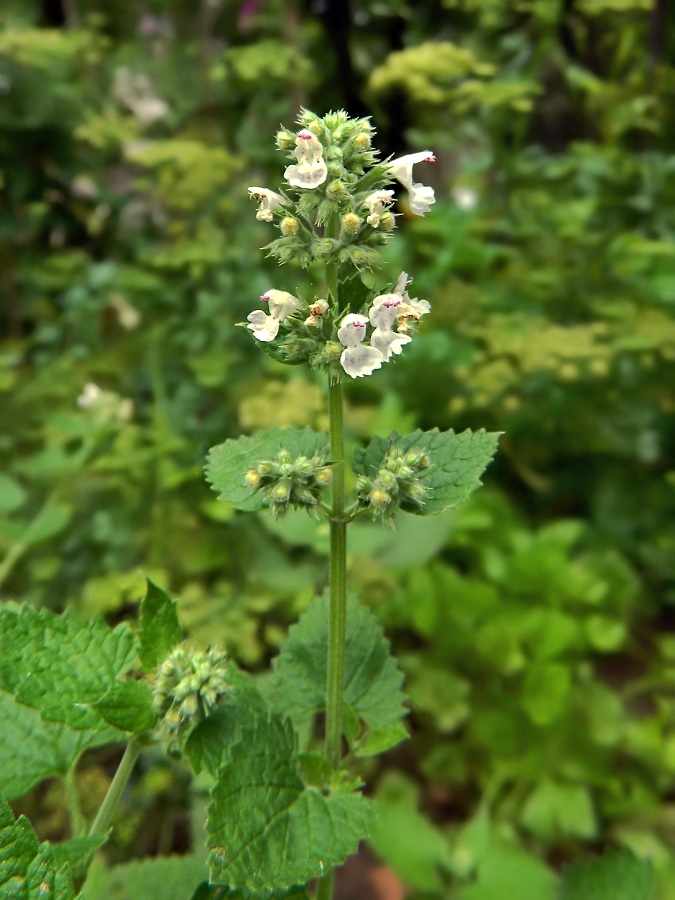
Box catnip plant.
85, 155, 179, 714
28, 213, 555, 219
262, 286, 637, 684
0, 110, 500, 900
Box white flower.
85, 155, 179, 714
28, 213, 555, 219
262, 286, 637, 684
452, 186, 478, 211
337, 314, 384, 378
368, 294, 412, 360
387, 150, 436, 216
284, 129, 328, 189
246, 310, 280, 342
363, 190, 394, 228
78, 383, 102, 409
393, 272, 431, 322
247, 290, 302, 342
248, 186, 284, 222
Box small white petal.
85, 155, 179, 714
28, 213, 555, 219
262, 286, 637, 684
284, 159, 328, 189
369, 294, 401, 330
371, 329, 412, 360
408, 183, 435, 216
341, 344, 384, 378
363, 189, 394, 228
294, 129, 325, 164
387, 151, 435, 189
247, 310, 280, 342
248, 186, 284, 220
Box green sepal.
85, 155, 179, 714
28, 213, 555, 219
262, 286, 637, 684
353, 428, 501, 516
205, 427, 329, 512
92, 680, 157, 734
138, 579, 183, 672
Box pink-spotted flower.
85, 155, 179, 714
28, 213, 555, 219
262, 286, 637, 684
368, 293, 412, 360
284, 129, 328, 189
393, 271, 431, 327
247, 186, 285, 222
387, 151, 436, 216
337, 314, 384, 378
247, 290, 302, 342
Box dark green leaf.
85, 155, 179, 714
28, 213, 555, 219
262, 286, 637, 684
139, 579, 183, 671
92, 681, 156, 733
353, 428, 501, 515
205, 427, 328, 512
558, 849, 656, 900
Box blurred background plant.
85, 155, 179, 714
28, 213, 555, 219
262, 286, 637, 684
1, 0, 674, 897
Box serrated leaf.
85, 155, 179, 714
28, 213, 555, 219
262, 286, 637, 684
0, 604, 138, 731
0, 692, 118, 799
207, 711, 373, 894
0, 793, 78, 900
558, 849, 656, 900
205, 427, 328, 511
353, 428, 501, 515
53, 833, 107, 875
82, 854, 208, 900
270, 593, 407, 753
92, 680, 156, 733
138, 579, 183, 671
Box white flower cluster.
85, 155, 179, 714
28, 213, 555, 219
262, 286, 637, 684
337, 273, 430, 378
247, 290, 302, 342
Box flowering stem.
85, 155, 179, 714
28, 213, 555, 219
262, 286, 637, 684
325, 372, 347, 771
89, 739, 142, 837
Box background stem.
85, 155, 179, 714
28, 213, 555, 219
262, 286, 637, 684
89, 739, 142, 837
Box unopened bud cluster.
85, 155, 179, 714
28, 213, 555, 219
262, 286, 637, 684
246, 447, 332, 518
356, 447, 430, 524
152, 646, 230, 755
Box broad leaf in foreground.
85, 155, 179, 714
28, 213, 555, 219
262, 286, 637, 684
558, 849, 656, 900
207, 711, 373, 894
353, 428, 501, 515
0, 792, 79, 899
205, 427, 328, 512
271, 593, 408, 756
0, 692, 117, 799
82, 854, 208, 900
0, 604, 137, 731
138, 578, 183, 671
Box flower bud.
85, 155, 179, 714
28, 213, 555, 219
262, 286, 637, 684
245, 469, 261, 490
379, 212, 395, 231
369, 488, 392, 512
308, 120, 323, 137
327, 162, 344, 179
276, 129, 295, 150
328, 180, 347, 198
342, 213, 361, 235
353, 132, 371, 151
316, 468, 332, 486
405, 480, 427, 505
280, 216, 300, 236
356, 475, 371, 494
272, 480, 292, 503
278, 449, 292, 466
378, 470, 398, 491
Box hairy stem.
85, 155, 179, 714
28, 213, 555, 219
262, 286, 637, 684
325, 373, 347, 770
89, 739, 142, 837
64, 763, 85, 837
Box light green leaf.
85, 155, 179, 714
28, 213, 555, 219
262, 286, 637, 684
53, 833, 107, 877
521, 663, 571, 725
0, 793, 78, 900
270, 593, 407, 755
0, 604, 138, 731
23, 502, 73, 546
138, 579, 183, 671
353, 428, 500, 515
205, 427, 328, 511
460, 840, 556, 900
207, 712, 374, 894
82, 854, 208, 900
0, 692, 118, 799
92, 681, 156, 734
0, 475, 27, 514
558, 849, 656, 900
521, 779, 597, 840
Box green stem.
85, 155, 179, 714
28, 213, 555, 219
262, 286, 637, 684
325, 374, 347, 770
89, 739, 142, 836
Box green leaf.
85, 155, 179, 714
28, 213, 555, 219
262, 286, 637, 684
207, 711, 374, 894
0, 792, 78, 900
82, 854, 208, 900
558, 849, 656, 900
92, 680, 156, 733
22, 502, 73, 547
0, 692, 118, 799
352, 428, 501, 515
460, 840, 556, 900
270, 593, 408, 755
205, 427, 328, 511
521, 663, 571, 725
138, 579, 183, 671
0, 604, 138, 731
521, 780, 597, 840
0, 475, 27, 514
53, 833, 107, 876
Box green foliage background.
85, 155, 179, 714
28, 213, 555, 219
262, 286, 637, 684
1, 0, 674, 896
